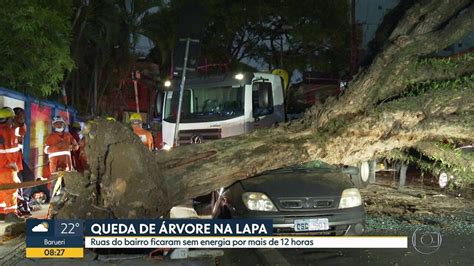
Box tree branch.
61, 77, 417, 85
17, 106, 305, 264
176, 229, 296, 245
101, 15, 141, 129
377, 54, 474, 101
407, 2, 474, 56
415, 141, 474, 176
390, 0, 471, 39
313, 2, 474, 127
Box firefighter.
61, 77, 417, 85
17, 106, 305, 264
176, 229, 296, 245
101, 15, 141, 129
0, 107, 24, 222
44, 116, 79, 174
129, 113, 154, 151
69, 121, 87, 173
12, 107, 27, 143
151, 120, 163, 150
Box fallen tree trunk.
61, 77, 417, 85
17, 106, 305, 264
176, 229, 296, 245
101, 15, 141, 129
56, 0, 474, 219
56, 86, 473, 219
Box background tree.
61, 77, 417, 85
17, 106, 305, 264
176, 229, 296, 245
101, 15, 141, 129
143, 0, 350, 78
0, 0, 349, 114
65, 0, 162, 115
0, 0, 74, 96
0, 0, 163, 114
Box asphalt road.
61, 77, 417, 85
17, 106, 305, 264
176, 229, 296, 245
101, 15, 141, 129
222, 232, 473, 265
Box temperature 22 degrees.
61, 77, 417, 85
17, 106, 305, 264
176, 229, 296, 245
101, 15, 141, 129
60, 222, 81, 235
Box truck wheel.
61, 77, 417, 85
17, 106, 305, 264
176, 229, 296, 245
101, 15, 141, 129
351, 161, 372, 188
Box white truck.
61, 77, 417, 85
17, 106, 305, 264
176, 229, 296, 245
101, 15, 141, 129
161, 72, 285, 148
161, 71, 373, 192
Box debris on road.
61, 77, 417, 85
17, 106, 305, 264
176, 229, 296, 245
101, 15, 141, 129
361, 182, 473, 235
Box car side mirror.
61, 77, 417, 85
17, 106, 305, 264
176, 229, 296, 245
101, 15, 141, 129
342, 166, 359, 176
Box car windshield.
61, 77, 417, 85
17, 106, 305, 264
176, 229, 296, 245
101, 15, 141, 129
262, 160, 339, 176
163, 85, 244, 123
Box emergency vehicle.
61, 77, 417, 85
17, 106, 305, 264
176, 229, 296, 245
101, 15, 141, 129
161, 72, 286, 148
0, 87, 76, 179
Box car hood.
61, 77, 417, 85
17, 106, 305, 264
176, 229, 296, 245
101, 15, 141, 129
239, 169, 353, 198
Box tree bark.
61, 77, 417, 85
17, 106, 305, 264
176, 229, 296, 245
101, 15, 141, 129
312, 1, 474, 127
398, 164, 408, 189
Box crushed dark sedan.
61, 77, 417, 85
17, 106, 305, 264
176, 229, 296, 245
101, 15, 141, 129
212, 161, 366, 236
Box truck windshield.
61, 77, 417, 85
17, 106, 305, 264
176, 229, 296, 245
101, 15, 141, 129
163, 85, 244, 123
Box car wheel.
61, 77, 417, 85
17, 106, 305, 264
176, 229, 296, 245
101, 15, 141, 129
439, 172, 448, 189
351, 161, 372, 188
345, 223, 365, 236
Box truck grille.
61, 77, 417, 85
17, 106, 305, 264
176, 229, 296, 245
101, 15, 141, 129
279, 198, 335, 210
178, 129, 222, 145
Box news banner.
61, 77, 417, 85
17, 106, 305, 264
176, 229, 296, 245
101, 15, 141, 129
26, 219, 407, 258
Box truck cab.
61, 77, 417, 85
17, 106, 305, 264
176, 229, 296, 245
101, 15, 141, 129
161, 72, 285, 148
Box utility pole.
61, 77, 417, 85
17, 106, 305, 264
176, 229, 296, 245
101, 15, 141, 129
279, 25, 293, 69
173, 38, 200, 147
172, 1, 203, 147
350, 0, 357, 76
61, 83, 70, 123
93, 58, 98, 116
131, 70, 141, 114
280, 36, 283, 68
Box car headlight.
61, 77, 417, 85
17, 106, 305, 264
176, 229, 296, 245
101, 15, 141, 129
242, 192, 278, 212
338, 188, 362, 209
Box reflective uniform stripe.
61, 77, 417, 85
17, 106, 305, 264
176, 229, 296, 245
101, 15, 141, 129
0, 146, 21, 153
44, 145, 49, 154
0, 202, 17, 210
139, 135, 148, 143
48, 151, 71, 158
14, 127, 21, 137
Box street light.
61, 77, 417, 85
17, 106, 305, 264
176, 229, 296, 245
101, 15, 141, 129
234, 73, 244, 80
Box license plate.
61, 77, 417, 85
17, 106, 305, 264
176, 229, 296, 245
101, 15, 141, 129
294, 218, 329, 232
